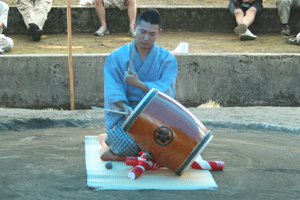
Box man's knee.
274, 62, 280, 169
95, 0, 104, 6
246, 7, 257, 15
1, 37, 14, 52
234, 9, 244, 16
276, 0, 291, 7
125, 0, 136, 6
1, 2, 9, 12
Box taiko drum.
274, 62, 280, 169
122, 89, 213, 175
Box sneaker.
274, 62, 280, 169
239, 30, 257, 41
234, 23, 247, 35
94, 26, 110, 36
27, 23, 43, 41
281, 25, 291, 36
127, 28, 136, 38
285, 36, 299, 45
0, 48, 3, 55
32, 29, 43, 41
27, 23, 39, 37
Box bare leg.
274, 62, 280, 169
234, 7, 256, 36
234, 8, 244, 26
242, 7, 257, 28
125, 0, 136, 29
95, 0, 107, 27
97, 133, 126, 161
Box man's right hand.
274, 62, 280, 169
123, 105, 133, 117
115, 101, 133, 117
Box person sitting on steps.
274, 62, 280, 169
94, 0, 136, 38
228, 0, 263, 41
276, 0, 300, 36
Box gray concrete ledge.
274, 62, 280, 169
1, 53, 299, 108
1, 107, 299, 133
5, 6, 300, 34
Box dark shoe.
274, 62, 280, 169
281, 25, 291, 36
27, 23, 43, 41
285, 36, 299, 45
32, 29, 43, 41
27, 23, 39, 37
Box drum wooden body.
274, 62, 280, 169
123, 89, 213, 175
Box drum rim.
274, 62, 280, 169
122, 88, 159, 132
175, 131, 213, 175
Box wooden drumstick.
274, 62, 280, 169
128, 39, 136, 74
91, 106, 129, 115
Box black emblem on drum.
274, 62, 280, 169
154, 126, 173, 146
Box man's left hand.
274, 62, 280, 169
125, 69, 149, 92
125, 70, 139, 87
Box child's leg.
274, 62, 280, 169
242, 7, 257, 29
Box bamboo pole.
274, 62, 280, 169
67, 0, 75, 110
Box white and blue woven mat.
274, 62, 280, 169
85, 136, 218, 190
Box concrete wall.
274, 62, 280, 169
0, 54, 299, 109
5, 6, 300, 34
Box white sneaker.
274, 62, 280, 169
234, 23, 247, 35
127, 28, 136, 38
94, 26, 110, 36
239, 30, 257, 41
0, 48, 4, 55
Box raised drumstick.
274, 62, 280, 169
128, 39, 136, 74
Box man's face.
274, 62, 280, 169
135, 20, 161, 51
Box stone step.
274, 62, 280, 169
3, 32, 300, 55
1, 51, 299, 108
5, 6, 300, 34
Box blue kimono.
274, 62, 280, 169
104, 40, 178, 156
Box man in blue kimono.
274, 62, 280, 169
98, 8, 178, 161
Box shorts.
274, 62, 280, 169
103, 0, 128, 10
105, 116, 141, 157
228, 0, 263, 16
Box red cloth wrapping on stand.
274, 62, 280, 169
126, 152, 224, 180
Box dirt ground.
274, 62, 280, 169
0, 125, 299, 200
3, 0, 294, 55
5, 32, 300, 55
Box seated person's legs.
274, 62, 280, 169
0, 36, 13, 51
94, 0, 136, 37
17, 0, 52, 41
276, 0, 292, 36
98, 133, 126, 161
233, 9, 248, 35
98, 116, 141, 161
238, 7, 257, 40
94, 0, 110, 36
0, 1, 13, 54
26, 0, 52, 41
124, 0, 136, 37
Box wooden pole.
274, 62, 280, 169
67, 0, 75, 110
128, 39, 136, 74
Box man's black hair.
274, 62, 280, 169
136, 9, 162, 29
